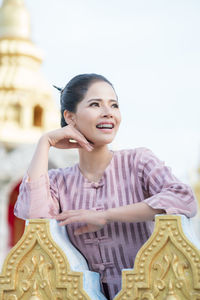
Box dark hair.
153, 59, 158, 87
54, 73, 115, 127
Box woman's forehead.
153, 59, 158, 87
84, 81, 117, 100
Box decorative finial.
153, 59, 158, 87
0, 0, 31, 39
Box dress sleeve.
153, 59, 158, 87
138, 148, 197, 217
14, 169, 60, 220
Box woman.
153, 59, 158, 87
14, 73, 197, 300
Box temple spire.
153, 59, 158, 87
0, 0, 59, 147
0, 0, 31, 39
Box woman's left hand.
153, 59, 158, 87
54, 209, 107, 235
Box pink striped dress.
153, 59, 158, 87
14, 148, 197, 299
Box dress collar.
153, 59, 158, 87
75, 150, 115, 189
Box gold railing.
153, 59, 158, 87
0, 215, 200, 299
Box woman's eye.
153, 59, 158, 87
90, 102, 99, 107
112, 103, 119, 108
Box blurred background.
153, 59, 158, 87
0, 0, 200, 269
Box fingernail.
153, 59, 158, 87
87, 146, 93, 151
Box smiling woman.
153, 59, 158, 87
63, 79, 121, 148
14, 73, 197, 300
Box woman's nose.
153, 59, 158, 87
101, 106, 113, 117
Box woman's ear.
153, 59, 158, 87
63, 110, 76, 126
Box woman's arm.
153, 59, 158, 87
14, 125, 93, 219
105, 202, 165, 223
139, 148, 197, 217
54, 203, 164, 235
14, 134, 53, 219
55, 148, 197, 235
27, 135, 50, 181
28, 126, 93, 181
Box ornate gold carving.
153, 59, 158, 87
0, 219, 91, 300
1, 216, 200, 300
114, 215, 200, 300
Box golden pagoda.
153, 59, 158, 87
0, 0, 59, 148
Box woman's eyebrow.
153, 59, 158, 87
87, 98, 118, 103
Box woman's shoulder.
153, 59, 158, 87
114, 147, 160, 167
114, 147, 154, 159
48, 164, 77, 179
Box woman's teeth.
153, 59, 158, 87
96, 124, 113, 129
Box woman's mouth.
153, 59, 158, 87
96, 122, 114, 130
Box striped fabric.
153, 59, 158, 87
14, 147, 197, 299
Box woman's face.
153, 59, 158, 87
72, 81, 121, 147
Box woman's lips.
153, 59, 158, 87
96, 122, 114, 129
96, 127, 114, 133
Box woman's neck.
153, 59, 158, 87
78, 145, 113, 183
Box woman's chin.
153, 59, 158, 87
90, 137, 114, 147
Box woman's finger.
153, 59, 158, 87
54, 210, 84, 220
69, 136, 93, 151
58, 216, 81, 226
67, 125, 88, 143
74, 224, 103, 235
67, 126, 94, 151
57, 210, 94, 225
67, 142, 82, 149
74, 226, 90, 235
69, 125, 88, 141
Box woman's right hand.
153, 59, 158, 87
44, 124, 93, 152
27, 125, 93, 181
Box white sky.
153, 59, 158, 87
3, 0, 200, 182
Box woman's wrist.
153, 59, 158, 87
102, 203, 165, 224
104, 209, 112, 224
39, 134, 51, 149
